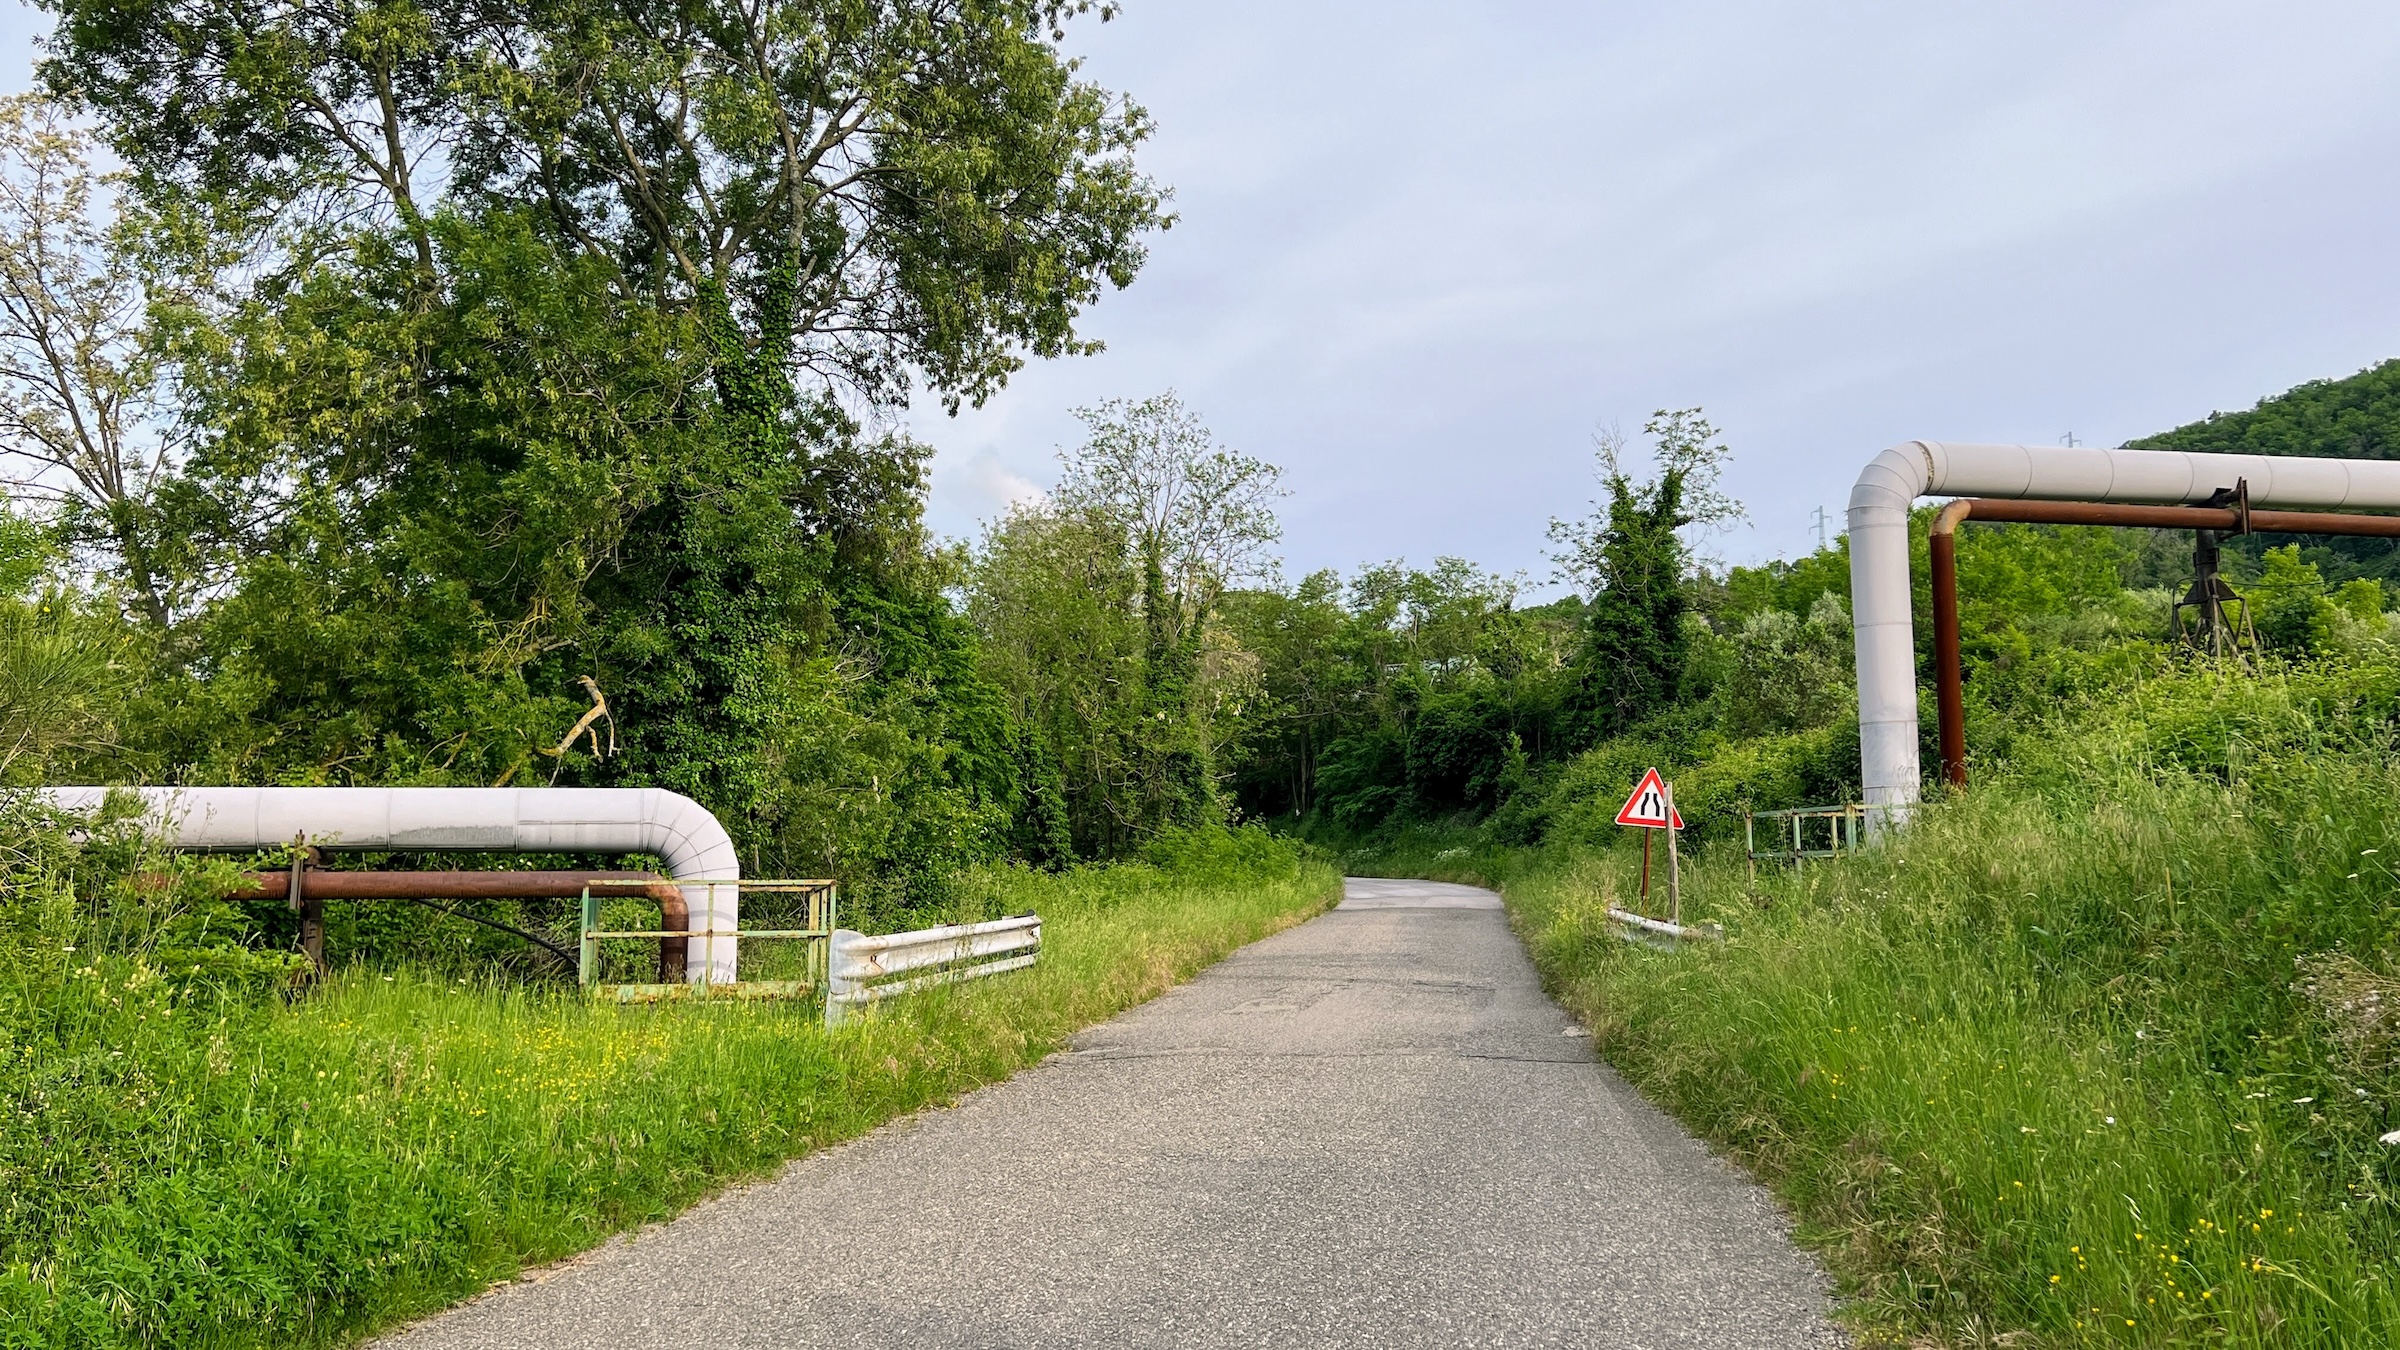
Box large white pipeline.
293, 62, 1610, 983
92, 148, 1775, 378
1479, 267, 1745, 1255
41, 787, 740, 982
1847, 442, 2400, 821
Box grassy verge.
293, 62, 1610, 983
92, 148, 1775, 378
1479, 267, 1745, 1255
1, 827, 1337, 1347
1354, 757, 2400, 1345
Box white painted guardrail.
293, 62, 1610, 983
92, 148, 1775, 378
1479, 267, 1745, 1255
1606, 908, 1723, 949
824, 914, 1042, 1025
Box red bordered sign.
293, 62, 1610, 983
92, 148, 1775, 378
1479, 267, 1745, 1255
1614, 767, 1684, 829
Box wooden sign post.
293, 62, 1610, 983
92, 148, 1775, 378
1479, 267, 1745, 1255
1615, 768, 1685, 920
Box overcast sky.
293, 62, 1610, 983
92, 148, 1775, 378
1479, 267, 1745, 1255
10, 2, 2399, 591
908, 0, 2400, 590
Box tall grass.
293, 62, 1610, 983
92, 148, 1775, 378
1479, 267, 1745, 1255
1364, 659, 2400, 1346
0, 828, 1338, 1347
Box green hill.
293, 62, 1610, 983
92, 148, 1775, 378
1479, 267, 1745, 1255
2132, 358, 2400, 584
2132, 357, 2400, 461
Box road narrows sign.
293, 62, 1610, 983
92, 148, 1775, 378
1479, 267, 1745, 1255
1614, 767, 1684, 830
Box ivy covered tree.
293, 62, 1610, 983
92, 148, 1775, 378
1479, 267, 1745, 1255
1053, 393, 1281, 832
1547, 409, 1743, 741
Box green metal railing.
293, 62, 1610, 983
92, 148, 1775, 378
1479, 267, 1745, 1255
1745, 804, 1865, 877
578, 878, 836, 1002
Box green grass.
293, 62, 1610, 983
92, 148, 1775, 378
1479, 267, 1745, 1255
0, 830, 1338, 1347
1351, 667, 2400, 1347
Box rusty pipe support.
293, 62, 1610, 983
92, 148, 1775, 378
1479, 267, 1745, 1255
227, 870, 689, 983
1928, 501, 1973, 789
1923, 497, 2400, 796
1848, 442, 2400, 826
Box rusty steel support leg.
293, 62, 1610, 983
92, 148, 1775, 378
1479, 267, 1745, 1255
653, 889, 689, 985
1929, 500, 1972, 790
291, 841, 326, 978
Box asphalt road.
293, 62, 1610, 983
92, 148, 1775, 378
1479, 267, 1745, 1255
382, 877, 1842, 1349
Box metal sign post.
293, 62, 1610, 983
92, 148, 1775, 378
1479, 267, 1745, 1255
1610, 769, 1712, 944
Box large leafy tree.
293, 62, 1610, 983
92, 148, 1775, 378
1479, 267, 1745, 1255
43, 0, 1159, 399
0, 95, 199, 632
38, 0, 1167, 882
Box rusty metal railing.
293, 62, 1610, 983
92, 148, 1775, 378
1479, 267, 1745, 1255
579, 879, 836, 1002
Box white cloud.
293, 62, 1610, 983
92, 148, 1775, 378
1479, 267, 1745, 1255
932, 450, 1050, 538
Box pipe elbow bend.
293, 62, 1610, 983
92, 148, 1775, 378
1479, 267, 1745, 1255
1847, 442, 1934, 522
629, 787, 740, 884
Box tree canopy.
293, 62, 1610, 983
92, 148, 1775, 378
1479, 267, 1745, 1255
15, 1, 1168, 913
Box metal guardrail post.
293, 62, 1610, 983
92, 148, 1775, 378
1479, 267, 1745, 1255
578, 887, 599, 989
824, 928, 864, 1027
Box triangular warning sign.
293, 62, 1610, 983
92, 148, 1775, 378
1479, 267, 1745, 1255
1614, 767, 1684, 829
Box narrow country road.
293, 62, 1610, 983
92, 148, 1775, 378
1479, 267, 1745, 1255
382, 878, 1842, 1349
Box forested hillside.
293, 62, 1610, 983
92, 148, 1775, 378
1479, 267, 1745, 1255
2136, 358, 2400, 462
2136, 358, 2400, 584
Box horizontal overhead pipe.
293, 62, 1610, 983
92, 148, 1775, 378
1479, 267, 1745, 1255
1848, 444, 2400, 826
228, 870, 689, 983
39, 787, 740, 982
1925, 497, 2400, 792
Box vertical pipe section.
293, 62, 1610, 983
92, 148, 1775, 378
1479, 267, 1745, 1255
1928, 501, 1973, 789
1846, 444, 1934, 828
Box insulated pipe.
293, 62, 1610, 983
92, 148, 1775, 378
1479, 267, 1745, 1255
1847, 443, 2400, 823
41, 788, 739, 982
